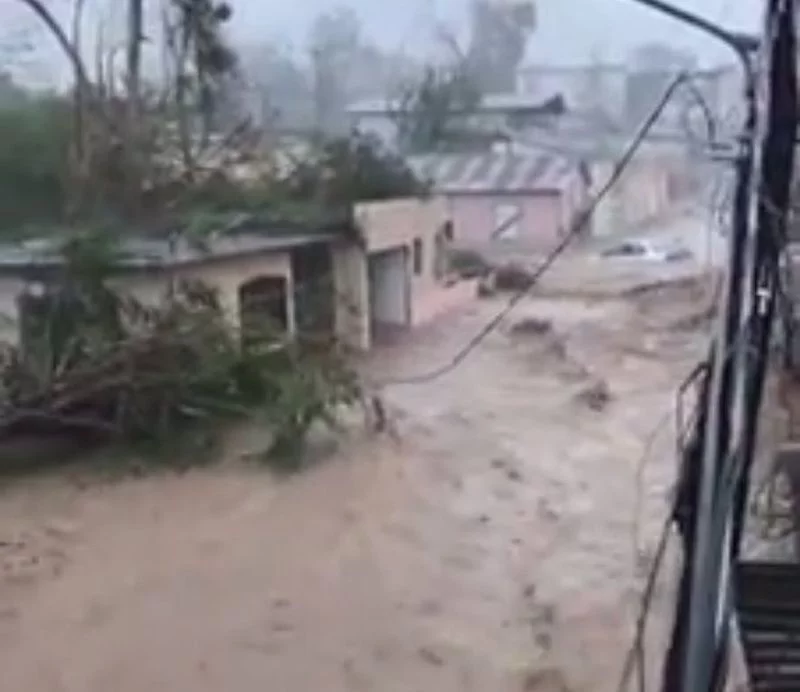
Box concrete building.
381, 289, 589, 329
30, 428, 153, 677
517, 62, 742, 133
407, 150, 591, 250
0, 200, 476, 353
334, 198, 478, 350
511, 133, 697, 237
346, 93, 565, 151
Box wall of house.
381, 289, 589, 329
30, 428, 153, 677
333, 197, 476, 350
117, 251, 294, 334
332, 243, 369, 351
0, 251, 297, 351
445, 192, 566, 250
590, 156, 686, 236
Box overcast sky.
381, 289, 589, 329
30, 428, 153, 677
1, 0, 763, 87
227, 0, 761, 65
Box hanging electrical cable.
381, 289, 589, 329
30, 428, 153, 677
634, 1, 798, 691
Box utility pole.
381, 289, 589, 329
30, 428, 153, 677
311, 46, 325, 135
126, 0, 143, 118
624, 3, 759, 692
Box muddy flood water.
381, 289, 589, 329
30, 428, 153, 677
0, 270, 713, 692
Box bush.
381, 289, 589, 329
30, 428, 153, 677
0, 97, 71, 232
494, 263, 535, 291
449, 248, 492, 278
0, 233, 362, 472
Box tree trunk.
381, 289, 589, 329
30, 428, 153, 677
126, 0, 143, 120
16, 0, 92, 93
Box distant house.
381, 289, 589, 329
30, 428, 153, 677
0, 202, 476, 353
517, 63, 630, 126
517, 62, 741, 134
346, 93, 567, 151
510, 131, 698, 236
407, 150, 591, 249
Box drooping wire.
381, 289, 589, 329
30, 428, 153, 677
616, 335, 752, 692
378, 72, 710, 388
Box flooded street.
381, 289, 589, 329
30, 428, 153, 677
0, 269, 711, 692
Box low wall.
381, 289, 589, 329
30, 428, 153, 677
411, 278, 478, 328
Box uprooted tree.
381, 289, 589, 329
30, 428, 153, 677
2, 232, 363, 470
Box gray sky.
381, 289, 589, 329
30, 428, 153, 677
1, 0, 763, 87
227, 0, 761, 65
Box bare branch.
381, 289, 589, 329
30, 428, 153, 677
16, 0, 92, 94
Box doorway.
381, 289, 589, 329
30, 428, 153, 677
367, 247, 410, 344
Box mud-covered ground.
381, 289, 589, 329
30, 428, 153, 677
0, 263, 714, 692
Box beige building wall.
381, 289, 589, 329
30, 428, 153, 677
591, 157, 684, 236
332, 243, 370, 351
335, 197, 476, 351
117, 252, 294, 333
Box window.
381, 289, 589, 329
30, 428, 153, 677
493, 203, 522, 240
412, 238, 424, 275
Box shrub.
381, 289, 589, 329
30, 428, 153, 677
0, 232, 362, 472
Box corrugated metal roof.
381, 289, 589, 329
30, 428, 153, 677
408, 151, 575, 194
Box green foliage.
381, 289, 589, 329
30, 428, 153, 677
278, 132, 428, 209
0, 97, 71, 232
395, 65, 482, 154
1, 232, 363, 473
465, 0, 536, 94
168, 0, 238, 111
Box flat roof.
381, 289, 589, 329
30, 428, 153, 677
0, 231, 338, 273
347, 92, 562, 116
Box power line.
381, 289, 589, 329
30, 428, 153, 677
378, 71, 711, 388
617, 509, 674, 692
619, 323, 754, 692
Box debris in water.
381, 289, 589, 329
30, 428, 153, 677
507, 468, 524, 482
478, 274, 498, 297
510, 317, 553, 337
522, 667, 572, 691
576, 379, 612, 411
418, 646, 445, 667
495, 263, 535, 291
535, 631, 553, 651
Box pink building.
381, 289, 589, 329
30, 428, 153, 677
408, 151, 591, 251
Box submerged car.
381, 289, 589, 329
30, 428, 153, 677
601, 239, 693, 263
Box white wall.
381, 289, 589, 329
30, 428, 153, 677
368, 248, 409, 326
